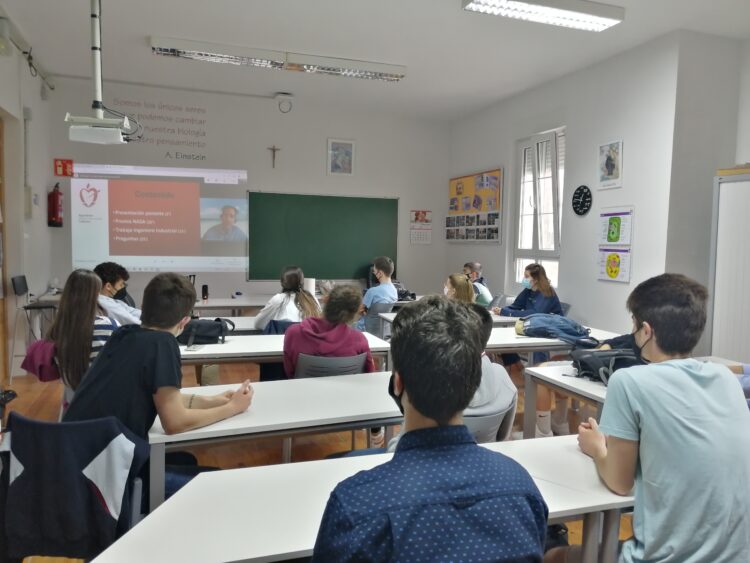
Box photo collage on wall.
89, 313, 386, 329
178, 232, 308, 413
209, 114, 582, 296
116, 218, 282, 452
446, 169, 502, 243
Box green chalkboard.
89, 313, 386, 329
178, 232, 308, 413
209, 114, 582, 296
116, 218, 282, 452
247, 192, 398, 280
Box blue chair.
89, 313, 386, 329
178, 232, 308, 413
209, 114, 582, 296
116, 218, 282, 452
260, 320, 299, 381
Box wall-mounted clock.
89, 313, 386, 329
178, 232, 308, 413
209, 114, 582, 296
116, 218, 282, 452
572, 185, 592, 216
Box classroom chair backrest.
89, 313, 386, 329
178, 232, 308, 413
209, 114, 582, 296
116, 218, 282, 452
0, 412, 149, 560
295, 353, 367, 379
262, 320, 298, 335
560, 302, 571, 316
364, 302, 395, 338
487, 294, 506, 310
463, 395, 518, 443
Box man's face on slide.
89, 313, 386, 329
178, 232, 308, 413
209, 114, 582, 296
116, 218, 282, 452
220, 207, 236, 228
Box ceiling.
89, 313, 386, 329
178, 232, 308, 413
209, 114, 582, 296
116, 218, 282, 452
2, 0, 750, 120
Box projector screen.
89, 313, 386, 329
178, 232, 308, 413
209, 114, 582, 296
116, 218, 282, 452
71, 164, 248, 272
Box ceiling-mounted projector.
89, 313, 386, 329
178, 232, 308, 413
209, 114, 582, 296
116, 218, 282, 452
64, 0, 141, 145
65, 113, 129, 145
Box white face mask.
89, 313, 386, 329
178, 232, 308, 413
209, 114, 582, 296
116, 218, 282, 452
443, 285, 450, 296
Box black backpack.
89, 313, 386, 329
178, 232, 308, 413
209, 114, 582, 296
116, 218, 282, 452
176, 318, 235, 346
570, 347, 643, 386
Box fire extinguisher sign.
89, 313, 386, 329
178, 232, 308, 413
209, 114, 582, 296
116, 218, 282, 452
54, 159, 74, 177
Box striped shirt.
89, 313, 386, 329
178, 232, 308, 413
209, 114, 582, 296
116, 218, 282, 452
61, 316, 119, 414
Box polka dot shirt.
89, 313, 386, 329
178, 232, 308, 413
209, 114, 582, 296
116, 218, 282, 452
312, 425, 548, 562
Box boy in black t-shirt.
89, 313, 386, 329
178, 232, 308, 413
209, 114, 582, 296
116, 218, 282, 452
65, 273, 253, 440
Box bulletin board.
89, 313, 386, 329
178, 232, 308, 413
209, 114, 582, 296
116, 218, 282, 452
446, 169, 502, 243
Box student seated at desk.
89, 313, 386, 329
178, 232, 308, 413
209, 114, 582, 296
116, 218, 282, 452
47, 269, 119, 414
493, 263, 562, 317
385, 302, 516, 451
463, 260, 493, 306
312, 296, 547, 562
553, 274, 750, 563
495, 263, 562, 382
254, 265, 321, 331
355, 256, 397, 331
64, 273, 253, 497
94, 261, 142, 326
444, 272, 475, 304
283, 284, 376, 377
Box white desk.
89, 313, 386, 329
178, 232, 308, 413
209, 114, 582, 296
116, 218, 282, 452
192, 296, 273, 315
148, 372, 402, 511
179, 332, 390, 366
99, 435, 632, 563
486, 327, 619, 354
379, 311, 517, 327
523, 364, 607, 438
523, 356, 743, 438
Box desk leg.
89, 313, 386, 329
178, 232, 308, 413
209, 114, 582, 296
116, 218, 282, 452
523, 371, 537, 439
282, 437, 292, 463
581, 511, 603, 563
599, 509, 621, 563
595, 403, 604, 421
195, 365, 203, 386
149, 443, 166, 513
385, 425, 395, 444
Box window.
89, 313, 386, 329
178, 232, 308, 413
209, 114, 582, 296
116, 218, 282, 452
513, 130, 565, 287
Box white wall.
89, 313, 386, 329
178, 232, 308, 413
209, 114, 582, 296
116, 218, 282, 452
666, 32, 740, 287
48, 78, 451, 302
737, 39, 750, 164
0, 44, 55, 375
449, 34, 681, 334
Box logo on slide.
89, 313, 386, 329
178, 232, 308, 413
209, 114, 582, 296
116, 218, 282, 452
79, 184, 100, 208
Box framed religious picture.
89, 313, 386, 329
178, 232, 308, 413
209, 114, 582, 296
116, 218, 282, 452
327, 138, 355, 175
598, 140, 623, 189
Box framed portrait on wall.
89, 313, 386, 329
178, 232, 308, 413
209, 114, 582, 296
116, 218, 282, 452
328, 138, 355, 176
598, 140, 623, 189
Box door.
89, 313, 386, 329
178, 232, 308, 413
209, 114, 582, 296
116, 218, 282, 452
710, 177, 750, 362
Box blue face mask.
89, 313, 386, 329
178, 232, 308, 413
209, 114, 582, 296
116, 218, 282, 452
521, 278, 533, 290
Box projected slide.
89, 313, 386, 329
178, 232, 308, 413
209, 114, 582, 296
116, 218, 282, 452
71, 164, 248, 272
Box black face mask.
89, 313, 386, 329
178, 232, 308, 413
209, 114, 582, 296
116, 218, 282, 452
632, 327, 652, 364
113, 287, 128, 301
388, 373, 404, 415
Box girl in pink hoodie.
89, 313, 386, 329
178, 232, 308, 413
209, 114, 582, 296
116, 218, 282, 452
283, 284, 376, 377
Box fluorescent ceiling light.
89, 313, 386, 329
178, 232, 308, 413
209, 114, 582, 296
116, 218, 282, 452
151, 37, 406, 82
462, 0, 624, 32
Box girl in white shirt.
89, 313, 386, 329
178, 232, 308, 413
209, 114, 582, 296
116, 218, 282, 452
255, 266, 321, 330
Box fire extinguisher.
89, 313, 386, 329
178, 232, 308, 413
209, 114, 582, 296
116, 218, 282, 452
47, 182, 63, 227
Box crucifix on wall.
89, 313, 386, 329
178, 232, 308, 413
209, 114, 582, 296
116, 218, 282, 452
267, 145, 280, 168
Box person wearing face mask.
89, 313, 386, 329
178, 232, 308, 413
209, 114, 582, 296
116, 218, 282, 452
355, 256, 397, 331
444, 273, 476, 304
493, 264, 562, 390
547, 274, 750, 563
312, 296, 546, 562
492, 263, 562, 317
65, 273, 253, 500
94, 261, 142, 326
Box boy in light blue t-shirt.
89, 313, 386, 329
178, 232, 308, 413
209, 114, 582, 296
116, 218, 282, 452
547, 274, 750, 563
355, 256, 397, 332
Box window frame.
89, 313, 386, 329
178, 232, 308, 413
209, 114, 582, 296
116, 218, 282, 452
510, 130, 563, 288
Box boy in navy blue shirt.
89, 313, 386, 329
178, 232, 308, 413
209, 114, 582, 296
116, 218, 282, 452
312, 296, 547, 562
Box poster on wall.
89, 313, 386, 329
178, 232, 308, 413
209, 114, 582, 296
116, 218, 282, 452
598, 246, 632, 283
598, 206, 633, 245
447, 169, 502, 243
598, 140, 623, 190
410, 209, 432, 245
